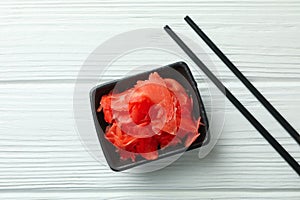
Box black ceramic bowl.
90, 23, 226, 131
90, 61, 209, 171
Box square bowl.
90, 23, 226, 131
90, 61, 209, 171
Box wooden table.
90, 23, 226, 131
0, 0, 299, 199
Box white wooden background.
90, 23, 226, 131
0, 0, 300, 199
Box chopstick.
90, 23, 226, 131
164, 25, 300, 176
184, 16, 300, 146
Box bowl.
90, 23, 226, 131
90, 61, 209, 171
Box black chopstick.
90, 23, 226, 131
184, 16, 300, 146
164, 25, 300, 176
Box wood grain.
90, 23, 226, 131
0, 0, 299, 199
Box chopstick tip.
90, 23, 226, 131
164, 25, 170, 30
184, 15, 191, 21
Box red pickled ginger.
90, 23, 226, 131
98, 72, 202, 162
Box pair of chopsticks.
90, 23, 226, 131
164, 16, 300, 176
